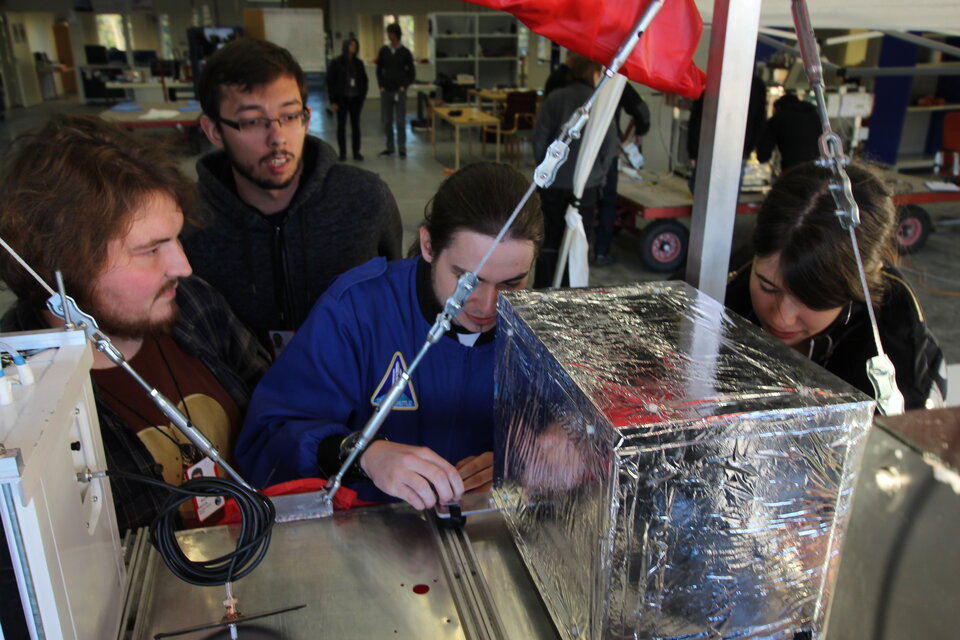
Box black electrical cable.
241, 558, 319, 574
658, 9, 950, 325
109, 471, 276, 586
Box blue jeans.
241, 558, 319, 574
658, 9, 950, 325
595, 158, 620, 257
380, 90, 407, 153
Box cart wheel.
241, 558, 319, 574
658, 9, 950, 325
640, 220, 689, 272
896, 205, 933, 254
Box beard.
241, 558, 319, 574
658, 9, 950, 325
222, 140, 302, 191
81, 280, 180, 339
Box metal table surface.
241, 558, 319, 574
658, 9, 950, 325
133, 502, 558, 640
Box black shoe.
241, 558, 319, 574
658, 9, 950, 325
338, 152, 347, 162
399, 150, 407, 158
594, 253, 618, 267
378, 149, 394, 158
354, 152, 364, 161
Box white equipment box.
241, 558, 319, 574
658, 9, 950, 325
0, 329, 126, 639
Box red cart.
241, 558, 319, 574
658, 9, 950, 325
616, 170, 960, 272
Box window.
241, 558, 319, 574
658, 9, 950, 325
383, 15, 416, 57
96, 14, 126, 51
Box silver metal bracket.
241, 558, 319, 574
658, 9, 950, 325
867, 353, 906, 416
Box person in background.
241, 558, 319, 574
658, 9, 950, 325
376, 23, 416, 158
543, 50, 575, 98
187, 37, 402, 354
594, 83, 652, 267
326, 37, 369, 161
757, 93, 822, 173
236, 163, 544, 510
725, 162, 946, 410
686, 74, 767, 193
533, 55, 618, 288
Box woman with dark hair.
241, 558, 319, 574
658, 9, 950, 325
725, 162, 946, 410
237, 162, 544, 508
326, 37, 368, 161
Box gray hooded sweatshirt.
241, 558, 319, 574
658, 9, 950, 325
183, 136, 402, 347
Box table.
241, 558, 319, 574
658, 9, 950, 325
469, 88, 508, 112
105, 80, 195, 103
432, 106, 500, 170
99, 100, 202, 132
133, 499, 559, 639
100, 101, 204, 152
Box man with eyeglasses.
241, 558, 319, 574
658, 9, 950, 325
186, 38, 403, 355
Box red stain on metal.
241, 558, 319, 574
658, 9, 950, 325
412, 584, 430, 595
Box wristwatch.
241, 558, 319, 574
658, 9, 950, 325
338, 432, 386, 480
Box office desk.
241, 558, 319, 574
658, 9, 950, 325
469, 88, 508, 112
105, 80, 195, 103
100, 101, 204, 152
100, 101, 202, 130
432, 106, 500, 170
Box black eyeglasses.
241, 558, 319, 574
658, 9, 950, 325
218, 108, 310, 133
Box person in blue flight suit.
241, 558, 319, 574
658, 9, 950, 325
237, 162, 544, 509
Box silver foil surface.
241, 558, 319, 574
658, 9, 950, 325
494, 283, 874, 640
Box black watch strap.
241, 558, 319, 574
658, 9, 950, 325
317, 432, 387, 483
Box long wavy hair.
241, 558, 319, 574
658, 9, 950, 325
0, 115, 196, 308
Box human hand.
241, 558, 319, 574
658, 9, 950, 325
330, 103, 339, 112
456, 451, 494, 493
360, 441, 464, 510
521, 422, 590, 492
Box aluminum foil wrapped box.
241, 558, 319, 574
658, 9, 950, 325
494, 283, 874, 640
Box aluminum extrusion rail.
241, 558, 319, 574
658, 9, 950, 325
430, 515, 510, 640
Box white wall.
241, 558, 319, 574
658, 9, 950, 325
23, 12, 58, 59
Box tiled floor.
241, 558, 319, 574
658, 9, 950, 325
2, 90, 958, 367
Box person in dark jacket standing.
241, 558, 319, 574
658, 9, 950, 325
189, 38, 403, 355
543, 50, 575, 98
725, 162, 946, 411
757, 94, 821, 173
326, 37, 368, 161
376, 23, 415, 158
686, 74, 767, 193
595, 84, 651, 267
533, 55, 619, 288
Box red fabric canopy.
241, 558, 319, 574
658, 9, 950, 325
464, 0, 706, 98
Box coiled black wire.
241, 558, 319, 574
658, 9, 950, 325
110, 471, 275, 586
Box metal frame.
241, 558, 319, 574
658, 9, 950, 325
685, 0, 763, 300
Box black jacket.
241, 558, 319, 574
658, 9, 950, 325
757, 97, 821, 171
183, 136, 403, 347
543, 63, 574, 97
326, 39, 368, 106
534, 81, 619, 190
375, 44, 415, 91
687, 75, 767, 161
617, 83, 651, 138
726, 262, 946, 411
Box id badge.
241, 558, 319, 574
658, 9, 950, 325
349, 78, 356, 87
269, 329, 296, 360
186, 457, 225, 522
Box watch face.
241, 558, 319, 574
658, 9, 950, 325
337, 433, 372, 481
